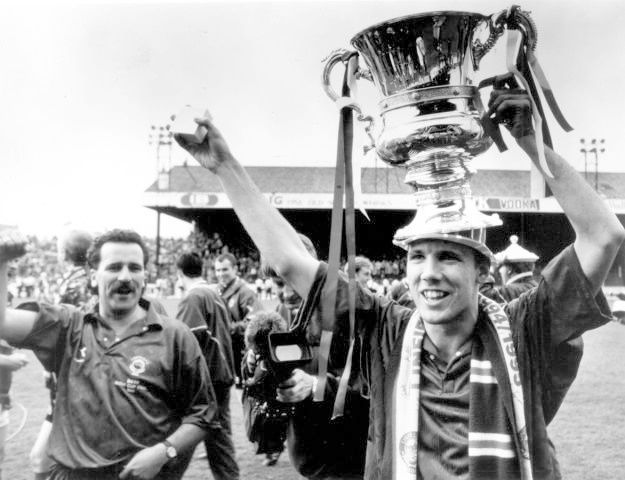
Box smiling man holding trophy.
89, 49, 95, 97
173, 6, 624, 480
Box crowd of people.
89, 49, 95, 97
1, 84, 624, 480
6, 231, 411, 304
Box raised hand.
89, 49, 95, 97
0, 229, 28, 263
487, 88, 534, 139
173, 114, 234, 174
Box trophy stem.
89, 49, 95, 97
393, 149, 501, 247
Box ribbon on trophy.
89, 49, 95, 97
481, 6, 573, 179
314, 53, 359, 419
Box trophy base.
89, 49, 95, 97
392, 193, 501, 256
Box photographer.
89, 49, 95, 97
241, 311, 291, 466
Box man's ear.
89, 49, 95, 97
476, 262, 490, 284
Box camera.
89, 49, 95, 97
266, 331, 313, 383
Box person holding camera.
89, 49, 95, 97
0, 229, 216, 480
257, 236, 369, 479
175, 84, 624, 480
241, 311, 291, 467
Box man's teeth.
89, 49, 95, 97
422, 290, 447, 300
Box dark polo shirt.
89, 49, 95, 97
13, 298, 216, 469
418, 332, 473, 480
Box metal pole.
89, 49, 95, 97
580, 138, 588, 181
594, 149, 599, 191
155, 211, 161, 279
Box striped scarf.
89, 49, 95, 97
393, 294, 532, 480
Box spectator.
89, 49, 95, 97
0, 340, 28, 480
31, 229, 94, 480
344, 256, 374, 292
175, 252, 239, 480
213, 252, 261, 388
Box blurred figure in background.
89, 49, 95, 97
0, 339, 28, 480
490, 235, 539, 304
348, 256, 374, 292
57, 230, 94, 308
176, 252, 239, 480
213, 253, 261, 388
31, 229, 94, 480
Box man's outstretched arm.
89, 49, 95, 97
175, 118, 320, 298
0, 232, 38, 345
489, 90, 625, 293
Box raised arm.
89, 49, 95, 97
489, 90, 625, 293
174, 118, 320, 298
0, 232, 38, 344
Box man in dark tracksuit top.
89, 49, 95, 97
175, 87, 625, 479
0, 229, 216, 480
176, 252, 239, 480
213, 252, 260, 387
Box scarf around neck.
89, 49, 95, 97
392, 294, 532, 480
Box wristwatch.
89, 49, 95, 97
161, 440, 178, 460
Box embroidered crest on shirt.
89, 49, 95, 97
115, 356, 149, 394
74, 346, 87, 363
129, 356, 148, 376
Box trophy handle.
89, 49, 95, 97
322, 48, 376, 153
473, 6, 538, 69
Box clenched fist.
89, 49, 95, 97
0, 229, 28, 263
487, 89, 535, 139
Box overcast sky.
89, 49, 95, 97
0, 0, 622, 238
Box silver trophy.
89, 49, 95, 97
322, 7, 539, 248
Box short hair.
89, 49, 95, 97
216, 253, 237, 268
87, 229, 149, 269
500, 261, 534, 276
260, 233, 318, 278
176, 252, 203, 278
349, 255, 373, 274
62, 230, 93, 266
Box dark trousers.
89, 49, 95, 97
231, 333, 245, 383
204, 385, 239, 480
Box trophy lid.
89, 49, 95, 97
494, 235, 539, 264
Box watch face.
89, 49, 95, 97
166, 446, 177, 458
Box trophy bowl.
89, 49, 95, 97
322, 7, 539, 247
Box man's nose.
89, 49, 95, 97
118, 266, 131, 281
420, 257, 441, 281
